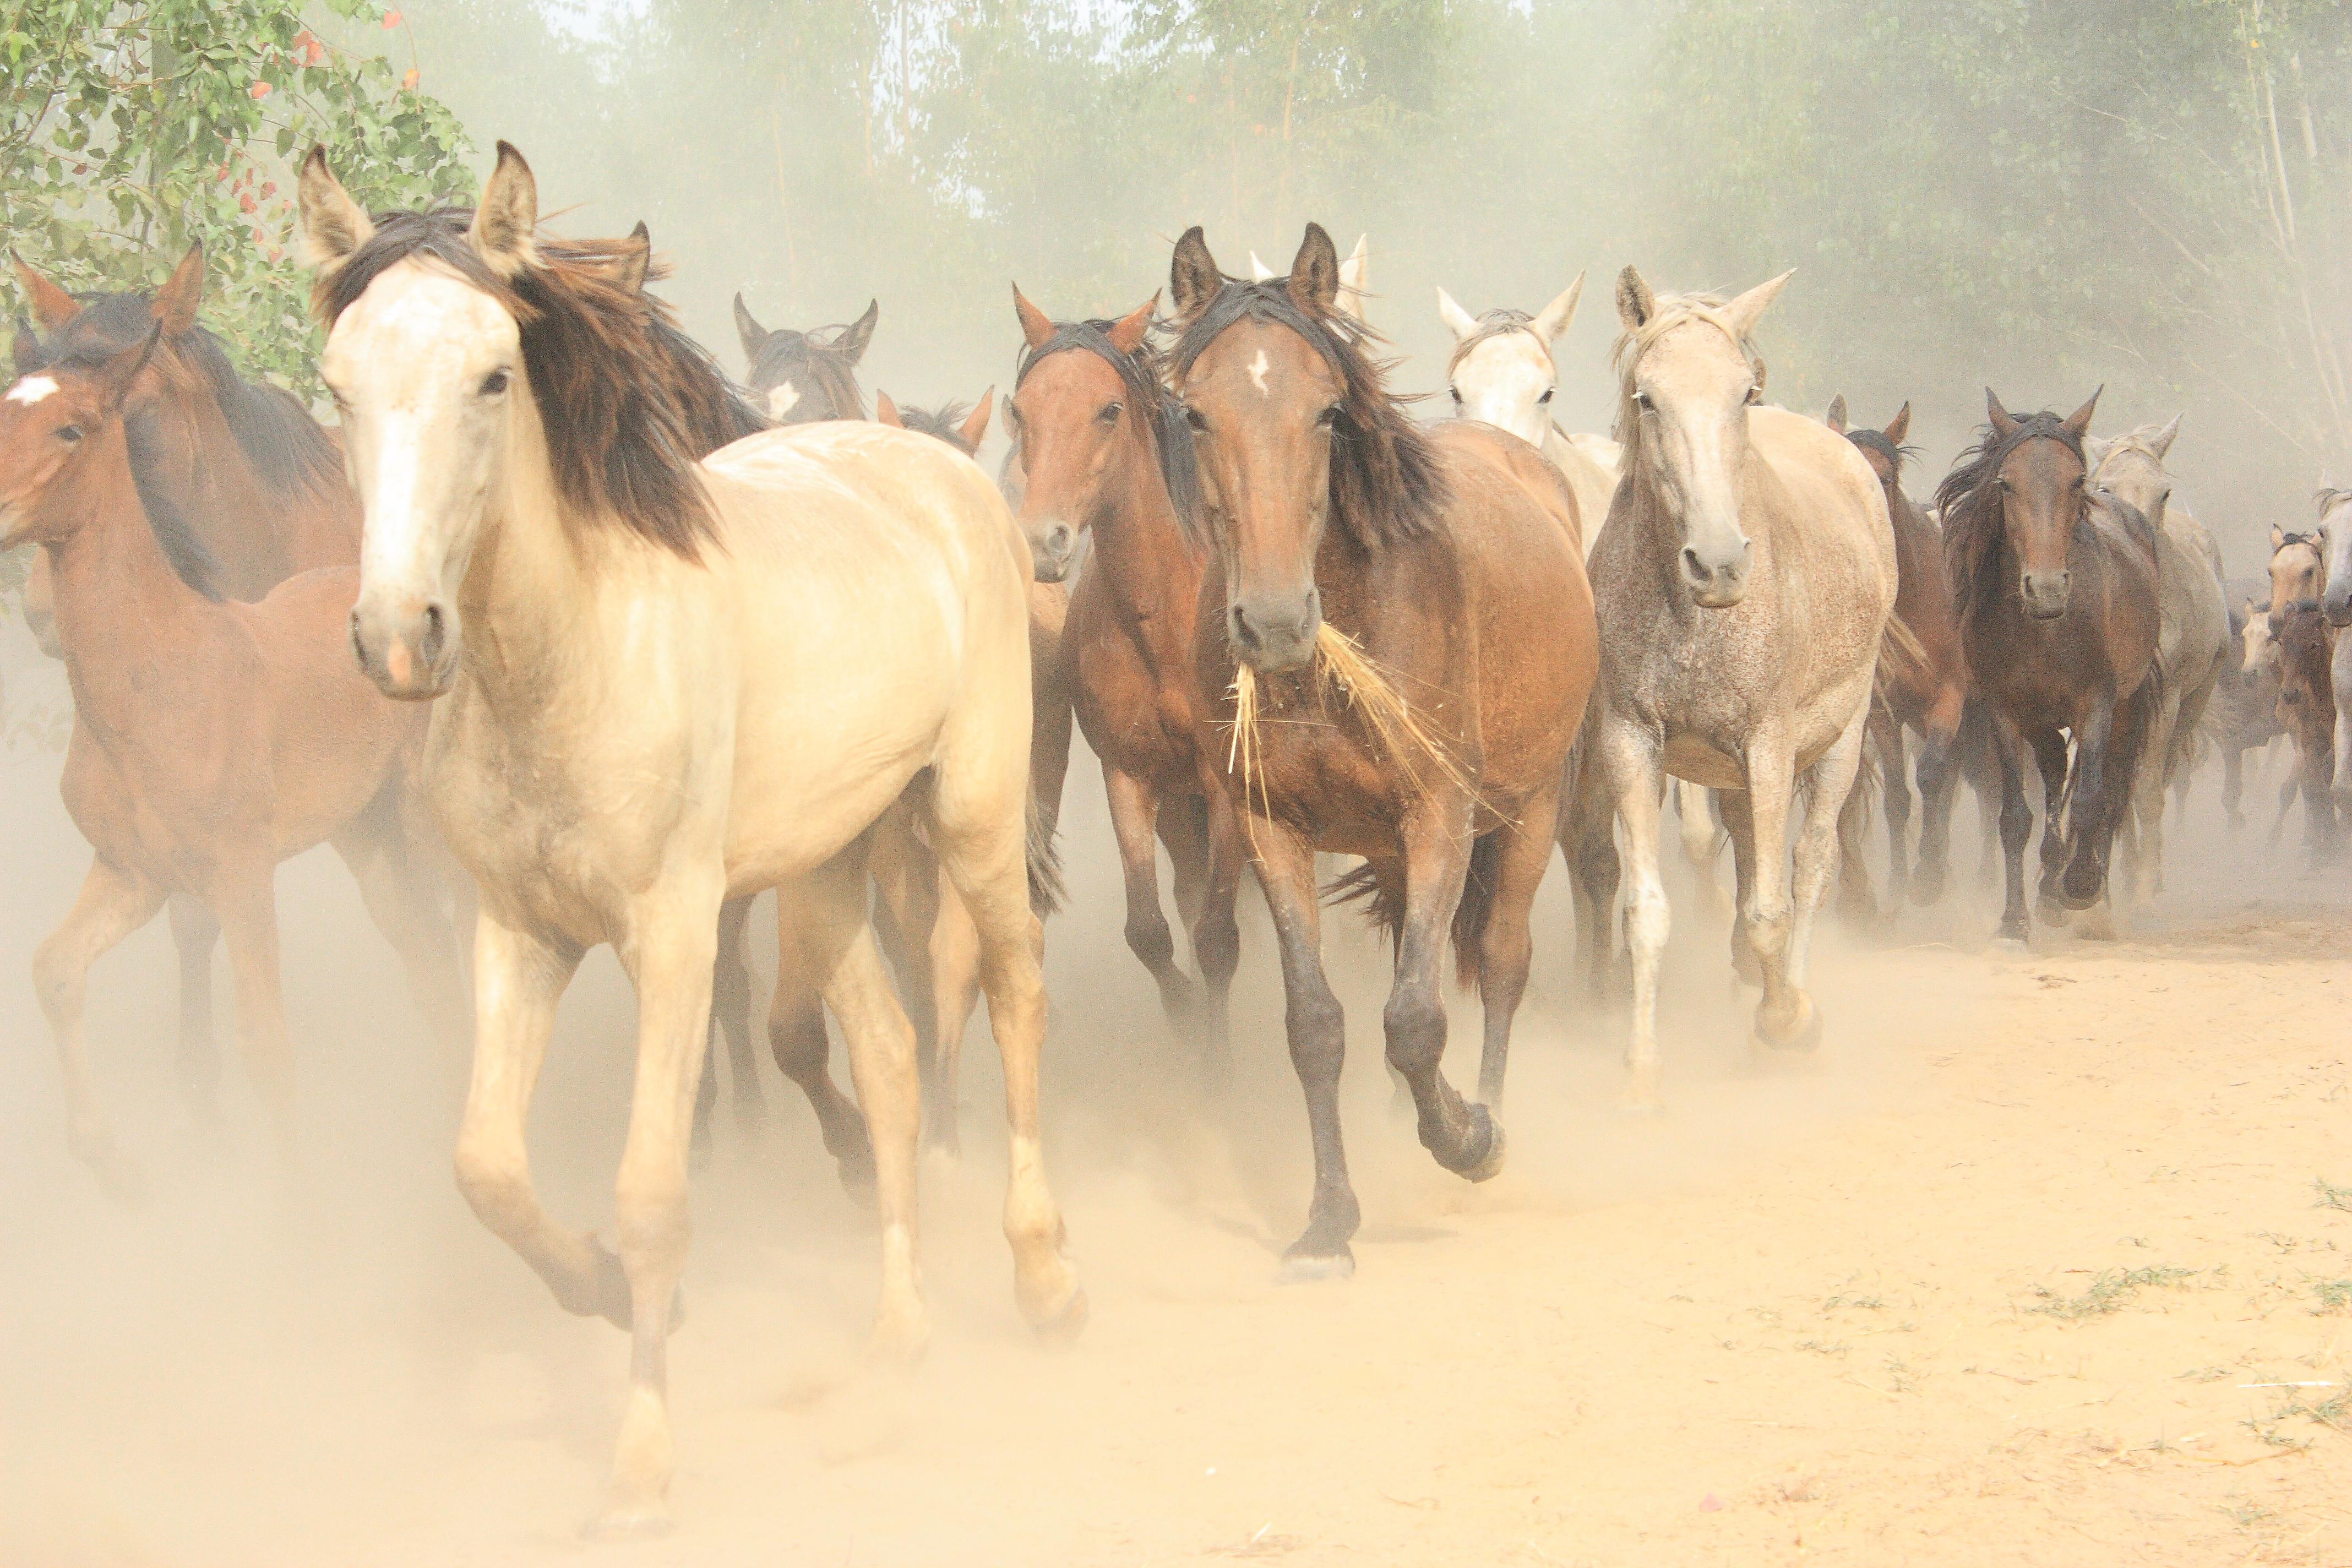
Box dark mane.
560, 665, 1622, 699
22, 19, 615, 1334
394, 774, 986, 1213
1016, 316, 1204, 546
1935, 410, 2088, 632
122, 405, 223, 599
1170, 279, 1447, 551
1845, 427, 1917, 486
26, 291, 342, 505
747, 323, 867, 421
892, 399, 978, 455
315, 208, 768, 559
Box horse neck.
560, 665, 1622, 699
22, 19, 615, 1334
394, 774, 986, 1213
1088, 413, 1202, 632
170, 386, 295, 595
455, 388, 610, 704
45, 426, 219, 716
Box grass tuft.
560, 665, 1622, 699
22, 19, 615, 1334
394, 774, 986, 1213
2026, 1265, 2197, 1320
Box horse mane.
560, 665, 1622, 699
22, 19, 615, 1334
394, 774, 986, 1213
23, 291, 343, 507
1442, 307, 1545, 378
1609, 291, 1762, 476
1016, 315, 1205, 546
122, 404, 224, 599
1844, 427, 1917, 487
2314, 486, 2351, 520
315, 207, 768, 559
1169, 278, 1446, 551
892, 399, 978, 455
747, 322, 868, 421
1934, 410, 2089, 630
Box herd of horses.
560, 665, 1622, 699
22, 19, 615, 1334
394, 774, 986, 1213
1, 142, 2340, 1533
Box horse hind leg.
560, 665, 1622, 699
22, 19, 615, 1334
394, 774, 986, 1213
767, 895, 875, 1196
699, 895, 764, 1150
1103, 765, 1202, 1039
1600, 718, 1671, 1110
1559, 731, 1623, 1001
35, 858, 166, 1198
1382, 807, 1497, 1181
167, 894, 221, 1124
922, 876, 981, 1155
1187, 791, 1245, 1091
1675, 778, 1732, 916
1471, 774, 1563, 1109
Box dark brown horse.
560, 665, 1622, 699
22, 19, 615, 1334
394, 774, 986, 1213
1004, 286, 1245, 1079
2274, 606, 2338, 860
1935, 391, 2160, 942
1825, 397, 1968, 909
1166, 224, 1597, 1274
733, 295, 875, 423
1, 320, 467, 1197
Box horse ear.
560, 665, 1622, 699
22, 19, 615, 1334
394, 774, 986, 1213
2273, 524, 2288, 551
733, 294, 767, 361
467, 141, 540, 275
1107, 292, 1157, 356
1286, 222, 1341, 317
875, 390, 903, 428
1336, 233, 1370, 324
2150, 411, 2181, 460
1436, 286, 1478, 343
1248, 251, 1276, 283
1824, 394, 1848, 433
839, 299, 879, 365
1986, 388, 2021, 439
96, 319, 162, 407
12, 317, 42, 373
1721, 269, 1794, 340
613, 222, 650, 295
297, 146, 374, 277
152, 242, 206, 335
12, 252, 80, 331
1531, 273, 1583, 342
2061, 385, 2102, 441
1011, 282, 1055, 353
1170, 226, 1223, 322
960, 389, 994, 449
1883, 401, 1910, 446
1614, 265, 1656, 331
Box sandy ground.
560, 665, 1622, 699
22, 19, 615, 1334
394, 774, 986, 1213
2, 624, 2348, 1565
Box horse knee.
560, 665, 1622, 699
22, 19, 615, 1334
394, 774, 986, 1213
1624, 884, 1670, 959
1744, 898, 1792, 957
766, 998, 827, 1079
1123, 913, 1176, 975
1191, 906, 1240, 986
1381, 987, 1447, 1077
1283, 990, 1344, 1084
454, 1136, 534, 1236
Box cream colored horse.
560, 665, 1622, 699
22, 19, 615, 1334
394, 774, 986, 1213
1589, 269, 1894, 1107
300, 143, 1080, 1535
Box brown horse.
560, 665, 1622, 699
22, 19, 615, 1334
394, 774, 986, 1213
0, 320, 467, 1197
1936, 391, 2161, 942
1166, 224, 1596, 1275
874, 383, 1078, 1148
734, 294, 875, 423
1825, 396, 1969, 909
2274, 606, 2338, 860
1004, 286, 1245, 1080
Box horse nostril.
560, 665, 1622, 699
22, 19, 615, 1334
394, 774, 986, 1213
420, 602, 446, 663
349, 609, 369, 671
1679, 546, 1707, 582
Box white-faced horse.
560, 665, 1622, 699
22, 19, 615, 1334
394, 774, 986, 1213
300, 143, 1080, 1534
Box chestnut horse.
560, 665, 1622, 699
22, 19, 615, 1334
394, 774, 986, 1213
1936, 391, 2161, 942
0, 318, 466, 1199
1005, 286, 1245, 1080
1167, 224, 1596, 1275
1824, 396, 1968, 910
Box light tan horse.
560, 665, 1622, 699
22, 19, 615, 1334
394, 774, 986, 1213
300, 143, 1079, 1534
1436, 275, 1620, 547
1589, 269, 1894, 1108
2086, 417, 2230, 908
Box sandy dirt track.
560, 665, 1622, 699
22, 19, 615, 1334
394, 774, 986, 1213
3, 705, 2349, 1565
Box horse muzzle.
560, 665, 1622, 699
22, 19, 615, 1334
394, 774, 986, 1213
1230, 587, 1321, 674
2021, 570, 2071, 622
1028, 521, 1078, 584
351, 596, 459, 700
1680, 542, 1751, 610
2323, 587, 2352, 629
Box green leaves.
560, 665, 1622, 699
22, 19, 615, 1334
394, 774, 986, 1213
1, 0, 472, 401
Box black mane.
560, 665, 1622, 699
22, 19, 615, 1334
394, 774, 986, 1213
891, 399, 978, 455
1169, 279, 1447, 551
1016, 316, 1204, 544
1845, 426, 1916, 486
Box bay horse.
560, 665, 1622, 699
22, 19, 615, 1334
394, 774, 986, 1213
875, 382, 1079, 1148
1935, 390, 2161, 943
0, 315, 466, 1200
13, 245, 377, 1117
1004, 285, 1245, 1082
2086, 417, 2230, 906
1167, 224, 1596, 1275
300, 144, 1079, 1532
733, 293, 875, 423
1823, 396, 1968, 910
1590, 269, 1893, 1108
2274, 605, 2338, 858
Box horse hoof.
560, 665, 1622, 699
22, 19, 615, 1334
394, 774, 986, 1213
1617, 1092, 1666, 1118
2075, 906, 2119, 942
585, 1500, 673, 1543
1441, 1109, 1506, 1184
2034, 898, 2072, 929
1754, 993, 1821, 1053
1990, 935, 2030, 954
869, 1310, 932, 1366
1279, 1248, 1356, 1283
1030, 1287, 1090, 1346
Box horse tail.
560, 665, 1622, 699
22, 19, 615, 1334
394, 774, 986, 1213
1449, 831, 1504, 999
1873, 611, 1930, 705
1026, 788, 1064, 918
1324, 861, 1401, 952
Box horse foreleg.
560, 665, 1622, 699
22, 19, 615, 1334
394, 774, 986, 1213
922, 880, 980, 1155
167, 894, 221, 1122
2059, 692, 2121, 911
1728, 732, 1809, 1052
1472, 773, 1562, 1109
1104, 764, 1199, 1030
1675, 778, 1731, 916
767, 894, 875, 1195
870, 812, 942, 1084
1600, 717, 1669, 1110
35, 857, 165, 1197
1988, 711, 2033, 943
332, 799, 473, 1072
1719, 787, 1761, 988
1911, 688, 1966, 905
2026, 727, 2072, 921
1191, 791, 1244, 1085
1559, 729, 1623, 1000
1385, 803, 1493, 1180
2126, 692, 2177, 909
1790, 704, 1872, 997
702, 895, 764, 1145
596, 876, 722, 1537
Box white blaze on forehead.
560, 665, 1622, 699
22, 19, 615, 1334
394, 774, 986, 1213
1246, 349, 1270, 396
7, 375, 59, 405
766, 382, 801, 420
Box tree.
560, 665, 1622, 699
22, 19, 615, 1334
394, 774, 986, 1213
1, 0, 475, 398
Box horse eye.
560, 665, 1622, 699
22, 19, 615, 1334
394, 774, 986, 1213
1317, 403, 1342, 428
55, 423, 82, 443
1450, 386, 1463, 404
1538, 389, 1554, 404
1633, 390, 1653, 412
1097, 401, 1123, 424
480, 369, 511, 396
1182, 405, 1207, 432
